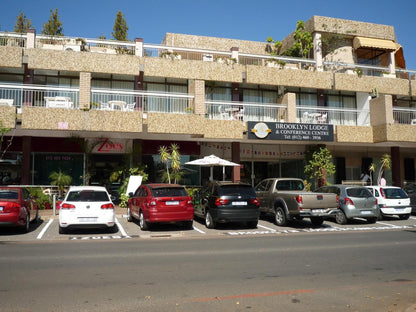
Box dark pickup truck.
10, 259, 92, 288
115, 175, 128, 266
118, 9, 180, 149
255, 178, 339, 226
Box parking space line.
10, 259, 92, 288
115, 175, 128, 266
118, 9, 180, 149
115, 218, 130, 237
257, 224, 277, 232
410, 216, 416, 220
377, 222, 396, 227
193, 225, 206, 234
36, 219, 53, 240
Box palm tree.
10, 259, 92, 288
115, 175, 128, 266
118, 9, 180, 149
159, 145, 171, 184
49, 170, 72, 196
170, 144, 181, 184
368, 163, 375, 185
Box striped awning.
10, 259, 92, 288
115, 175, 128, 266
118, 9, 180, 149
353, 37, 397, 51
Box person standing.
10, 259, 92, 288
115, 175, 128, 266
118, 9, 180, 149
379, 175, 386, 186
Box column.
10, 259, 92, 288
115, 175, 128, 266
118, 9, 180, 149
231, 47, 239, 63
391, 146, 401, 187
135, 38, 143, 57
231, 142, 241, 182
189, 79, 205, 115
26, 29, 35, 49
389, 51, 395, 75
313, 32, 323, 72
79, 72, 91, 110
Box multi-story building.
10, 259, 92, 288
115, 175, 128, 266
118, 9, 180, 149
0, 15, 415, 188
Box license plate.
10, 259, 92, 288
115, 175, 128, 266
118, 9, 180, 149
78, 217, 97, 222
360, 211, 372, 215
232, 201, 247, 206
166, 201, 179, 205
395, 208, 404, 212
312, 209, 326, 214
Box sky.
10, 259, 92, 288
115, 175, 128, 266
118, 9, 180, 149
1, 0, 415, 70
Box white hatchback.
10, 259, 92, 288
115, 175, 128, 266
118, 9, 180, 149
59, 186, 116, 234
366, 186, 411, 220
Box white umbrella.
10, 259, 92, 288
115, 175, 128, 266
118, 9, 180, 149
185, 154, 240, 181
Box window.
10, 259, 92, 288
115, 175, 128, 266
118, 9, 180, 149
151, 187, 187, 197
67, 190, 109, 202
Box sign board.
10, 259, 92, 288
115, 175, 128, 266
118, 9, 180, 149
248, 122, 334, 142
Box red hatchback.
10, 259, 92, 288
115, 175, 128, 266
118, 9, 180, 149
0, 187, 38, 233
127, 183, 194, 230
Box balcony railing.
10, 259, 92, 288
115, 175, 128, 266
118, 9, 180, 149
0, 83, 79, 109
297, 106, 370, 126
206, 100, 286, 122
393, 107, 416, 125
1, 31, 415, 80
91, 88, 194, 113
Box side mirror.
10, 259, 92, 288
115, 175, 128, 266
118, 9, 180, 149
128, 192, 134, 197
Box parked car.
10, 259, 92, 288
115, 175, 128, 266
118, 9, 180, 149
403, 183, 416, 215
194, 181, 260, 229
0, 187, 38, 232
366, 186, 411, 220
127, 183, 194, 230
58, 186, 116, 234
314, 185, 378, 224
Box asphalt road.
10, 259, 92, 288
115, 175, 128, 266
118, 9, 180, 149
1, 230, 415, 312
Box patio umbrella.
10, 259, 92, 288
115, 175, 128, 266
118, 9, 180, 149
185, 154, 240, 181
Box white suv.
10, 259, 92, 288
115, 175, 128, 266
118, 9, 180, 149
366, 186, 411, 220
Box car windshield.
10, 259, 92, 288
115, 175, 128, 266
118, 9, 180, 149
66, 190, 109, 202
384, 188, 408, 199
0, 190, 18, 199
151, 187, 187, 197
346, 187, 372, 198
219, 185, 256, 197
275, 180, 304, 191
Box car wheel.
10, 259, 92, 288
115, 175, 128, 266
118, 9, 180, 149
21, 212, 30, 233
247, 220, 258, 229
310, 217, 324, 227
183, 220, 193, 230
139, 211, 149, 231
59, 226, 67, 234
399, 214, 410, 220
205, 211, 216, 229
274, 207, 287, 226
127, 207, 133, 222
335, 210, 347, 225
109, 225, 118, 233
367, 217, 377, 224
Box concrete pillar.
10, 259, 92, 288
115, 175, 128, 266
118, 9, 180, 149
135, 38, 143, 57
189, 79, 205, 115
231, 142, 241, 182
369, 95, 393, 126
231, 47, 239, 63
389, 51, 395, 75
21, 136, 31, 185
391, 146, 401, 186
278, 92, 296, 123
79, 72, 91, 109
313, 32, 323, 72
26, 29, 35, 49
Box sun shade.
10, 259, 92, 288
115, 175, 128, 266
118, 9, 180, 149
353, 37, 397, 51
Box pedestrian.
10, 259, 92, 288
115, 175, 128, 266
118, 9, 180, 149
379, 175, 386, 186
360, 171, 370, 184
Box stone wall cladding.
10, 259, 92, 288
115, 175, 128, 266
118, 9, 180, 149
334, 73, 409, 96
0, 47, 23, 68
144, 57, 243, 82
0, 106, 17, 128
335, 126, 373, 142
386, 124, 416, 142
147, 113, 244, 139
246, 65, 332, 89
26, 49, 142, 75
22, 107, 142, 132
411, 80, 416, 97
163, 33, 269, 55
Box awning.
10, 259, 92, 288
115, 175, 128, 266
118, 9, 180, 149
353, 36, 397, 51
394, 44, 406, 68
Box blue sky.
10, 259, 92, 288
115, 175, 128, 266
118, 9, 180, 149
1, 0, 415, 70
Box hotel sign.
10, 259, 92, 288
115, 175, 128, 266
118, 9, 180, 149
248, 122, 334, 142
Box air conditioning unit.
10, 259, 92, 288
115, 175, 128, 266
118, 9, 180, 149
203, 54, 213, 62
64, 44, 81, 52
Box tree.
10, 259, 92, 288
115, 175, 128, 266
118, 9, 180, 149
49, 170, 72, 196
112, 11, 128, 41
0, 120, 14, 161
265, 36, 282, 55
377, 154, 391, 185
304, 145, 335, 188
158, 144, 183, 184
41, 8, 63, 36
14, 10, 32, 33
285, 20, 313, 58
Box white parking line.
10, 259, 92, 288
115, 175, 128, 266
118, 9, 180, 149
115, 217, 130, 237
257, 224, 277, 232
193, 225, 206, 234
36, 219, 53, 239
377, 222, 397, 227
410, 216, 416, 220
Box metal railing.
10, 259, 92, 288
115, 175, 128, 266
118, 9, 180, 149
0, 32, 27, 48
143, 44, 232, 61
0, 83, 79, 108
393, 107, 416, 125
206, 100, 285, 122
91, 88, 194, 113
297, 106, 370, 126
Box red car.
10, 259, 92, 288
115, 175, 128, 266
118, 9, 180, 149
127, 183, 194, 230
0, 187, 38, 232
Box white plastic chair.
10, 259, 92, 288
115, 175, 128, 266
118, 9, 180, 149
100, 102, 111, 110
124, 103, 135, 111
318, 113, 327, 124
218, 106, 230, 120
